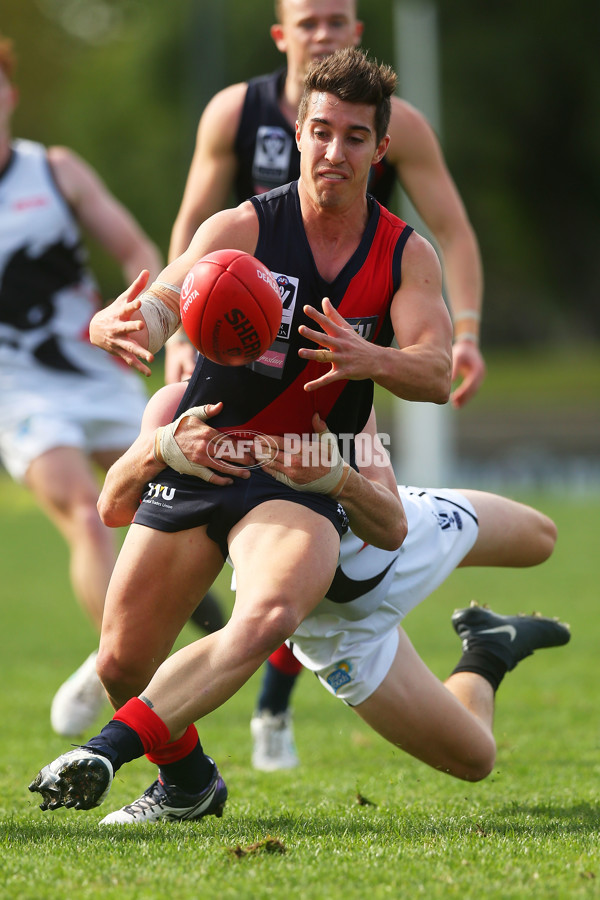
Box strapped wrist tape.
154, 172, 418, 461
154, 406, 214, 481
271, 429, 348, 496
139, 281, 182, 354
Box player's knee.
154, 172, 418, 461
96, 646, 151, 704
536, 513, 557, 563
70, 497, 110, 544
233, 599, 301, 659
457, 738, 496, 782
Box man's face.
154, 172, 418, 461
272, 0, 363, 77
296, 91, 389, 209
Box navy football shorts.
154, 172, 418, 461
133, 466, 349, 558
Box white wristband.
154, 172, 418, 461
453, 309, 481, 323
453, 331, 480, 345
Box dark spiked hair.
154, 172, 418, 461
297, 47, 396, 143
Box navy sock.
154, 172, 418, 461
84, 720, 144, 772
257, 661, 300, 715
450, 649, 508, 692
159, 743, 215, 795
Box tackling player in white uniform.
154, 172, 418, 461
29, 381, 569, 824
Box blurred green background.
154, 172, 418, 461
2, 0, 599, 489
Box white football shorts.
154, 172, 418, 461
289, 486, 479, 706
0, 366, 147, 482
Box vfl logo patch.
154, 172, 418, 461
326, 660, 353, 693
272, 272, 299, 340
252, 126, 294, 186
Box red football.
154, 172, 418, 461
180, 249, 282, 365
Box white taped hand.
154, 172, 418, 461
154, 406, 215, 481
270, 428, 351, 497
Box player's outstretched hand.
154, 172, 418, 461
89, 269, 155, 377
450, 340, 486, 409
298, 298, 377, 392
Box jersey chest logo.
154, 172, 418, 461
252, 126, 294, 186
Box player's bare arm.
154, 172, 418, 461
300, 232, 452, 402
48, 146, 162, 283
387, 99, 485, 408
168, 83, 247, 261
89, 202, 260, 375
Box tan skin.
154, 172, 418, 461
89, 91, 451, 753
160, 0, 483, 404
98, 380, 557, 782
90, 93, 453, 401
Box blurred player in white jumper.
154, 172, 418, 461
0, 35, 162, 736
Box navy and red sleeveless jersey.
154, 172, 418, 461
233, 69, 396, 206
176, 182, 412, 454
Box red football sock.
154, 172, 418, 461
113, 697, 170, 753
146, 724, 200, 766
268, 643, 303, 676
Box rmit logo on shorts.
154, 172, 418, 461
224, 309, 262, 360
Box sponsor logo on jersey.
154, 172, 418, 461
343, 315, 379, 342
12, 194, 50, 211
326, 659, 353, 693
143, 482, 176, 509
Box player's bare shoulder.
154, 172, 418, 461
199, 81, 249, 146
387, 96, 440, 164
401, 228, 443, 286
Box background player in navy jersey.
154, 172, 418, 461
30, 48, 460, 822
89, 0, 486, 768
29, 362, 570, 824
0, 35, 162, 738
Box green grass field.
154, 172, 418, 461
1, 470, 599, 900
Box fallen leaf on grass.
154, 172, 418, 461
229, 837, 287, 858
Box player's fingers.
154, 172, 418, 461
116, 352, 152, 377
320, 297, 346, 323
303, 370, 339, 392
298, 323, 334, 345
206, 471, 234, 486
199, 401, 224, 420
127, 269, 150, 298
311, 412, 328, 433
